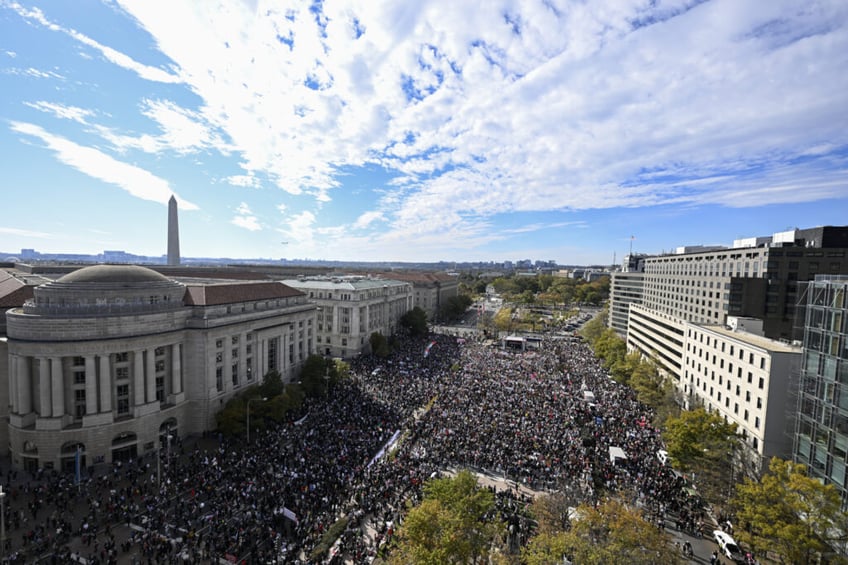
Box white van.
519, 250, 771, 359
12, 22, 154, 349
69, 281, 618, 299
713, 530, 746, 564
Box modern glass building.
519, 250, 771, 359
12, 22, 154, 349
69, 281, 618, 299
793, 275, 848, 508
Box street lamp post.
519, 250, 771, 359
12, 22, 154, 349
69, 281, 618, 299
246, 397, 268, 444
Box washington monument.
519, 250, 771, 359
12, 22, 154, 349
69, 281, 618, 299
167, 195, 180, 266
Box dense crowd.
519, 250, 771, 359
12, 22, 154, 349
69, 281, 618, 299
0, 328, 697, 564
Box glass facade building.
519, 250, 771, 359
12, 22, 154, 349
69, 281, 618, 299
793, 276, 848, 508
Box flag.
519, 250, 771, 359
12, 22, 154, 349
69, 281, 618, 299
423, 341, 436, 358
74, 446, 81, 485
282, 507, 299, 525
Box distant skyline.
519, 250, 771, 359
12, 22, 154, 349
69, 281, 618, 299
1, 0, 847, 265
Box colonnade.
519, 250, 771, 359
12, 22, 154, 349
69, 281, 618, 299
8, 343, 183, 425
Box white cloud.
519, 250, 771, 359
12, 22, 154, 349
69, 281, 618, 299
111, 0, 848, 245
6, 1, 181, 83
231, 202, 261, 231
9, 121, 198, 209
24, 101, 95, 123
276, 211, 317, 247
227, 174, 261, 188
10, 0, 847, 259
0, 227, 52, 238
352, 210, 384, 229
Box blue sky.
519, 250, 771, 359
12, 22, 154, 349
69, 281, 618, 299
1, 0, 847, 265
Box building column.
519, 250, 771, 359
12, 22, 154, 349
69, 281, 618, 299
99, 355, 112, 413
224, 342, 232, 391
133, 350, 145, 406
51, 357, 64, 417
16, 356, 31, 414
257, 339, 266, 379
239, 335, 247, 383
171, 343, 182, 394
85, 356, 97, 415
38, 357, 51, 417
9, 355, 19, 414
146, 349, 156, 403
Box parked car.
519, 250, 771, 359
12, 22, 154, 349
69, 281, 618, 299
713, 530, 746, 564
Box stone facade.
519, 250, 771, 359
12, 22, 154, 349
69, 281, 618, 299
281, 276, 413, 358
3, 264, 315, 472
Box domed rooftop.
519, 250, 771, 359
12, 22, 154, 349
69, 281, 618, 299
57, 264, 171, 284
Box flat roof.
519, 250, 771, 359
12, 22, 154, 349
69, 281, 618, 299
699, 324, 800, 353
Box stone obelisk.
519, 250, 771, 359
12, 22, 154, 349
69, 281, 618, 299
167, 195, 180, 266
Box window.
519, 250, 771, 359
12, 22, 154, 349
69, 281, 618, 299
232, 348, 238, 359
115, 367, 129, 380
74, 389, 86, 418
115, 352, 129, 363
155, 346, 165, 356
758, 377, 764, 389
216, 339, 223, 349
232, 364, 239, 385
216, 367, 223, 392
155, 376, 164, 402
754, 417, 760, 429
117, 384, 129, 415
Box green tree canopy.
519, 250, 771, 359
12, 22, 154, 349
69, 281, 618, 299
390, 470, 503, 565
663, 407, 739, 506
400, 306, 429, 336
732, 457, 848, 564
579, 309, 608, 343
523, 498, 680, 565
299, 354, 338, 397
370, 331, 390, 357
259, 369, 284, 399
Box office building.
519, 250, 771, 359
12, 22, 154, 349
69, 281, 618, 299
281, 275, 413, 358
2, 263, 315, 471
682, 319, 801, 473
377, 271, 459, 322
793, 276, 848, 508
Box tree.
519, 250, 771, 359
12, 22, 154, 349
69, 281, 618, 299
663, 408, 739, 506
400, 306, 429, 336
523, 498, 680, 565
593, 328, 627, 372
732, 457, 848, 564
370, 331, 390, 357
439, 295, 473, 321
259, 369, 284, 399
390, 470, 504, 564
579, 309, 608, 343
299, 354, 334, 397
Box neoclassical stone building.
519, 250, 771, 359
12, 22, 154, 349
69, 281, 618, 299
3, 264, 315, 472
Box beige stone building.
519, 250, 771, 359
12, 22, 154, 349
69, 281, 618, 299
281, 275, 413, 358
2, 264, 315, 472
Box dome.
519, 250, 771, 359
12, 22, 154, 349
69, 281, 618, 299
23, 264, 185, 317
57, 264, 171, 284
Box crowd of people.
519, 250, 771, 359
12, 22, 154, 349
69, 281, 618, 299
0, 326, 698, 564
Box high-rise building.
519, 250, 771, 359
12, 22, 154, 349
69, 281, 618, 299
167, 195, 180, 266
793, 275, 848, 508
609, 226, 848, 474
